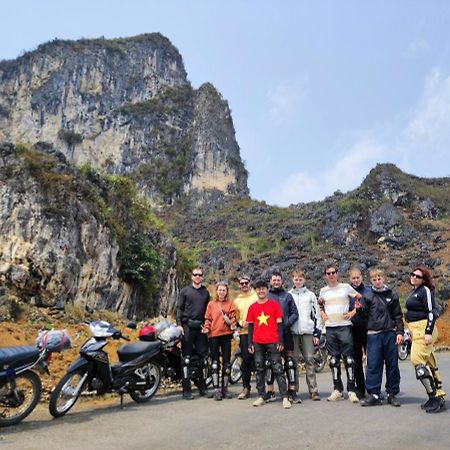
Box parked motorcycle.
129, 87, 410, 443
140, 320, 213, 388
49, 320, 162, 418
398, 329, 412, 361
0, 329, 70, 427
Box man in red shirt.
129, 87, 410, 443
247, 279, 291, 409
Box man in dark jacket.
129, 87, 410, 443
265, 270, 299, 403
349, 268, 370, 399
176, 267, 210, 400
355, 269, 404, 407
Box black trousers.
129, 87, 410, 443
239, 334, 253, 390
254, 343, 288, 397
352, 325, 367, 394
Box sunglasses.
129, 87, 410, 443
192, 273, 203, 277
410, 273, 423, 279
326, 271, 337, 276
240, 281, 249, 286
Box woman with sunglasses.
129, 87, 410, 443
405, 265, 446, 413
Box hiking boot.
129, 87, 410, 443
199, 388, 211, 398
360, 393, 382, 407
222, 388, 233, 399
425, 396, 446, 414
264, 391, 276, 402
182, 391, 194, 400
253, 396, 265, 407
282, 397, 292, 409
348, 391, 359, 404
387, 394, 401, 407
237, 388, 250, 400
288, 390, 302, 404
213, 388, 223, 401
310, 392, 321, 401
327, 390, 344, 402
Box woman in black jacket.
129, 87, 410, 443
405, 265, 446, 413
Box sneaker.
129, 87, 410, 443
360, 393, 382, 407
222, 388, 233, 399
348, 391, 359, 404
288, 390, 302, 404
282, 397, 292, 409
213, 388, 223, 401
425, 396, 446, 414
327, 390, 344, 402
237, 388, 250, 400
182, 391, 194, 400
387, 394, 401, 407
310, 392, 321, 401
253, 396, 265, 407
264, 391, 276, 402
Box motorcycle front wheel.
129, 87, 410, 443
398, 344, 409, 361
230, 356, 242, 384
129, 362, 161, 403
49, 369, 88, 418
0, 370, 41, 427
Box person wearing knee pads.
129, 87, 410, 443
265, 270, 299, 403
234, 275, 258, 400
203, 281, 237, 400
177, 268, 210, 400
406, 265, 446, 413
290, 270, 323, 401
319, 264, 360, 403
247, 279, 291, 409
355, 269, 404, 407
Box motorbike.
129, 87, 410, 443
139, 320, 213, 388
229, 333, 328, 384
49, 320, 162, 418
398, 329, 412, 361
0, 329, 70, 427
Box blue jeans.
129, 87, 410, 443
365, 330, 400, 396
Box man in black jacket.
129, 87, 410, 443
176, 267, 210, 399
355, 269, 404, 407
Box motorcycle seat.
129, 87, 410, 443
117, 341, 163, 362
0, 346, 40, 369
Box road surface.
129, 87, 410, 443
1, 353, 449, 449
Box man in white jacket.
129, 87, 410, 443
290, 270, 323, 401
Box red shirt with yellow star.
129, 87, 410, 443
246, 299, 283, 344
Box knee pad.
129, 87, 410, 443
329, 356, 340, 369
285, 357, 297, 384
344, 356, 354, 368
211, 361, 219, 371
344, 356, 355, 381
223, 364, 231, 376
182, 356, 191, 379
415, 364, 436, 396
183, 356, 191, 366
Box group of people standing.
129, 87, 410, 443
176, 264, 446, 413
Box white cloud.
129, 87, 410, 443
405, 38, 430, 59
267, 139, 385, 206
267, 78, 308, 126
266, 66, 450, 206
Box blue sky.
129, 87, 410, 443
2, 1, 450, 205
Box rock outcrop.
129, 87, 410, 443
0, 34, 248, 205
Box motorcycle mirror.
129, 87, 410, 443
126, 321, 137, 329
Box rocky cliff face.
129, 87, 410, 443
0, 143, 183, 318
0, 34, 248, 205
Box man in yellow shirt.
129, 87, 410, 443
234, 274, 258, 399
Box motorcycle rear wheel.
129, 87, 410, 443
49, 369, 88, 418
129, 362, 161, 403
230, 356, 242, 384
0, 370, 41, 427
398, 344, 409, 361
314, 348, 327, 373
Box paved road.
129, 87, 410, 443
2, 354, 450, 450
